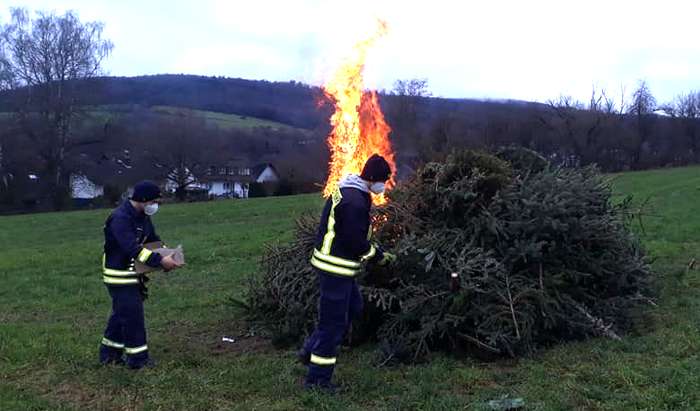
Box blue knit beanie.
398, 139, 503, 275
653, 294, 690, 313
131, 181, 161, 202
360, 154, 391, 182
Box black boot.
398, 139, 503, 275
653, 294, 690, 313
100, 356, 126, 366
128, 358, 156, 370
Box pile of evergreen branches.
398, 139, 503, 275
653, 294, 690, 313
245, 149, 653, 362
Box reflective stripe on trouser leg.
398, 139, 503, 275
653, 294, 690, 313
101, 337, 124, 349
125, 345, 148, 354
103, 302, 125, 349
100, 286, 127, 363
310, 353, 336, 365
99, 336, 125, 363
305, 272, 354, 385
107, 285, 149, 367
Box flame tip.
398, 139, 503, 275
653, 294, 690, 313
322, 22, 395, 206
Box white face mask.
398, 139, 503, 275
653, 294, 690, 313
144, 203, 159, 216
369, 182, 386, 195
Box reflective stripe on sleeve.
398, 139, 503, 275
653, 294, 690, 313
321, 188, 343, 254
310, 353, 336, 366
360, 244, 377, 262
137, 248, 153, 263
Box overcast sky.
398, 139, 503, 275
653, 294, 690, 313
2, 0, 698, 104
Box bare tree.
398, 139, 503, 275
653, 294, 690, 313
661, 91, 700, 162
0, 8, 113, 208
0, 117, 38, 205
628, 80, 657, 116
600, 91, 617, 114
392, 78, 431, 123
0, 27, 13, 192
389, 78, 432, 159
0, 130, 10, 192
141, 114, 214, 201
0, 33, 13, 91
627, 80, 657, 169
536, 86, 634, 169
392, 78, 432, 98
597, 87, 630, 170
581, 87, 613, 165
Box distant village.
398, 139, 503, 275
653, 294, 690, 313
69, 161, 281, 206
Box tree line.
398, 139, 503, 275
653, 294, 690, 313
384, 79, 700, 173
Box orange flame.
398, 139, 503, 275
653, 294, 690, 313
322, 20, 395, 205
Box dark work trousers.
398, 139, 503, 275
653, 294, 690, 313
99, 285, 149, 367
304, 270, 363, 385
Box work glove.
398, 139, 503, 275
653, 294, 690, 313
378, 252, 397, 266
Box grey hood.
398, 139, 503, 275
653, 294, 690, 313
338, 174, 370, 193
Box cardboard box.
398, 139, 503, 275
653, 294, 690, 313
135, 241, 185, 274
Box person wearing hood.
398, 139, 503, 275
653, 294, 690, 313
300, 154, 397, 392
99, 180, 182, 369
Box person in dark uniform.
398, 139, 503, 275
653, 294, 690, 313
299, 154, 397, 392
99, 181, 182, 369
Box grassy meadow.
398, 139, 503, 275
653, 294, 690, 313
148, 106, 306, 132
2, 104, 308, 134
1, 166, 700, 410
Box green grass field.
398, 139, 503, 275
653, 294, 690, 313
2, 104, 307, 133
148, 106, 304, 132
1, 166, 700, 410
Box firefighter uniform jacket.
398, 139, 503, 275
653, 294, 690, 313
102, 201, 163, 285
310, 176, 384, 276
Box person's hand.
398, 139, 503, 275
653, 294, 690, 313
379, 252, 397, 266
161, 254, 182, 271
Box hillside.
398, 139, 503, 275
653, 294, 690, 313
1, 166, 700, 409
84, 104, 307, 132
0, 74, 332, 130
0, 74, 542, 131
149, 106, 303, 131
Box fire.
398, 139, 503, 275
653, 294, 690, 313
322, 20, 396, 205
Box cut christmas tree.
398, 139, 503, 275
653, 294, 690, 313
244, 149, 654, 362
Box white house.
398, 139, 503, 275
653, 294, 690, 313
201, 163, 280, 199
207, 180, 249, 198
254, 164, 280, 183
70, 174, 104, 200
